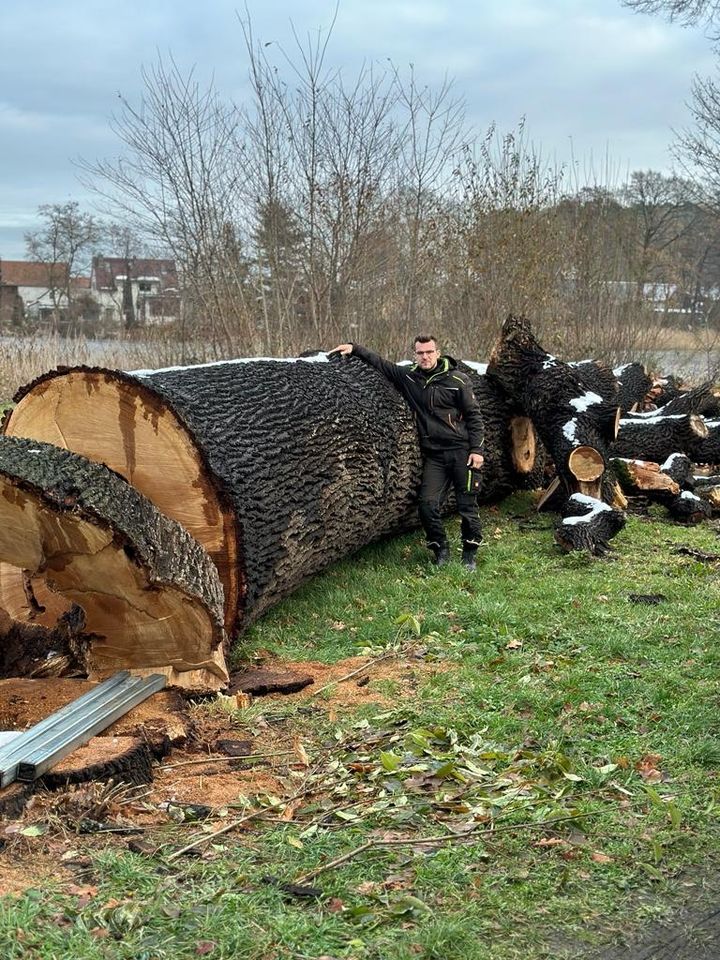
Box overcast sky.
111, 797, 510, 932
0, 0, 717, 261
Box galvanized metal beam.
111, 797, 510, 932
1, 671, 166, 787
0, 671, 131, 788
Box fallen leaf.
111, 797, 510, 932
636, 754, 663, 783
505, 639, 523, 650
196, 942, 217, 956
591, 851, 613, 864
326, 897, 345, 913
356, 881, 380, 895
534, 838, 569, 847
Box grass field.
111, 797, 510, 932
1, 495, 720, 959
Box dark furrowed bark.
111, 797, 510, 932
665, 490, 713, 524
612, 413, 709, 463
569, 360, 621, 403
0, 437, 226, 688
133, 354, 423, 625
613, 362, 653, 414
554, 494, 626, 555
656, 382, 720, 417
487, 316, 616, 497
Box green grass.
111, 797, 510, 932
2, 494, 720, 959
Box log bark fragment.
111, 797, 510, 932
0, 437, 227, 690
610, 458, 680, 496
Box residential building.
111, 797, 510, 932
90, 257, 180, 326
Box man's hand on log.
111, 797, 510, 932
328, 343, 353, 357
467, 453, 484, 469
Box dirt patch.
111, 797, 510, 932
254, 652, 449, 709
0, 856, 58, 897
0, 650, 448, 894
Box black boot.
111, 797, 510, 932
429, 542, 451, 567
461, 546, 478, 572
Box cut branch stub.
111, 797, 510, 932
568, 446, 605, 482
0, 437, 227, 690
509, 416, 537, 475
554, 494, 626, 555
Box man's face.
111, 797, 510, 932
414, 340, 439, 370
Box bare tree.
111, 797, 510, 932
25, 202, 104, 317
621, 0, 720, 30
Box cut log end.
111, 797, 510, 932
6, 369, 240, 634
0, 437, 227, 692
568, 446, 605, 482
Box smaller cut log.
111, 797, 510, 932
665, 490, 713, 524
613, 362, 653, 414
655, 382, 720, 418
659, 452, 695, 488
612, 413, 709, 463
610, 458, 680, 496
0, 437, 227, 691
554, 494, 626, 555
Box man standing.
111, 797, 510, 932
330, 336, 485, 571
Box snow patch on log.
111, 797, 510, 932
569, 391, 603, 413
661, 452, 684, 470
620, 414, 687, 426
129, 353, 332, 377
543, 356, 558, 369
681, 490, 703, 501
561, 494, 612, 525
563, 419, 579, 445
462, 360, 489, 375
613, 364, 631, 376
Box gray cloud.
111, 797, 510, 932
0, 0, 716, 259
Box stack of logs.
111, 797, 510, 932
0, 316, 717, 691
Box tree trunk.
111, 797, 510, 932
0, 437, 226, 690
487, 315, 618, 500
5, 355, 532, 638
612, 413, 709, 463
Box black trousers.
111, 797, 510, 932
417, 448, 483, 549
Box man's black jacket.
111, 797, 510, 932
350, 344, 485, 455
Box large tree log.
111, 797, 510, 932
0, 437, 227, 690
3, 356, 531, 637
612, 412, 709, 462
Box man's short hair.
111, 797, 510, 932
413, 334, 438, 349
